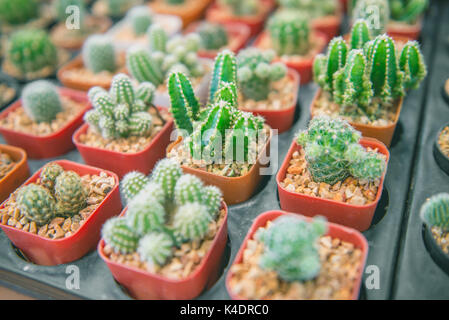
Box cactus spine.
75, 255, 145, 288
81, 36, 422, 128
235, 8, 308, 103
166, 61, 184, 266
16, 184, 56, 225
420, 193, 449, 232
54, 171, 88, 216
21, 81, 63, 123
82, 35, 117, 74
197, 22, 228, 50
121, 171, 150, 203
126, 193, 166, 235
173, 203, 212, 241
40, 163, 64, 190
137, 232, 174, 266
399, 41, 427, 90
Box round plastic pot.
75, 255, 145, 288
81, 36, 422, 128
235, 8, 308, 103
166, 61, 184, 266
310, 89, 403, 148
433, 122, 449, 176
73, 115, 174, 179
311, 4, 343, 41
0, 144, 29, 204
205, 0, 276, 37
0, 73, 19, 111
387, 19, 422, 41
185, 22, 251, 59
239, 69, 300, 134
0, 160, 122, 266
422, 224, 449, 276
150, 0, 212, 27
0, 88, 90, 159
225, 210, 369, 300
98, 202, 228, 300
276, 138, 390, 231
166, 128, 273, 205
254, 32, 328, 84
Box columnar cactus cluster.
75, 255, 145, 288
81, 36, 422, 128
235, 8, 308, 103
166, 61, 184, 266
104, 159, 223, 267
277, 0, 337, 18
219, 0, 258, 16
82, 35, 117, 74
420, 193, 449, 232
390, 0, 428, 24
0, 0, 38, 25
237, 48, 287, 101
126, 6, 154, 35
84, 73, 156, 140
267, 10, 310, 56
296, 116, 386, 185
16, 163, 88, 226
7, 29, 58, 75
21, 80, 63, 123
255, 215, 327, 282
126, 25, 204, 87
197, 22, 229, 51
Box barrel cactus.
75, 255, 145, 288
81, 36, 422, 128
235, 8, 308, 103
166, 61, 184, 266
126, 6, 154, 35
121, 171, 150, 203
219, 0, 258, 15
197, 22, 228, 50
151, 158, 183, 200
16, 184, 56, 225
173, 202, 212, 241
352, 0, 389, 36
420, 193, 449, 232
137, 232, 174, 266
390, 0, 428, 24
102, 217, 140, 254
40, 163, 64, 190
54, 171, 88, 216
174, 174, 204, 206
82, 35, 116, 74
21, 81, 63, 123
0, 0, 39, 25
126, 193, 166, 235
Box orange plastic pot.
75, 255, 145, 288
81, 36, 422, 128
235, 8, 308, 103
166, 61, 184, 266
205, 0, 276, 37
149, 0, 212, 27
310, 89, 403, 148
276, 138, 389, 231
387, 20, 422, 41
239, 68, 299, 134
185, 22, 251, 59
0, 88, 90, 159
0, 144, 29, 204
166, 128, 273, 205
254, 31, 328, 84
98, 202, 228, 300
225, 210, 369, 300
311, 4, 343, 41
73, 115, 174, 179
0, 160, 122, 266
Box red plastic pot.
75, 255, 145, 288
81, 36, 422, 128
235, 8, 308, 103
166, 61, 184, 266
185, 22, 251, 59
254, 31, 328, 84
98, 202, 228, 300
205, 0, 276, 37
226, 210, 369, 300
387, 20, 422, 41
311, 3, 343, 41
276, 138, 390, 232
0, 88, 90, 159
239, 68, 299, 134
0, 144, 29, 204
73, 114, 174, 179
0, 160, 122, 266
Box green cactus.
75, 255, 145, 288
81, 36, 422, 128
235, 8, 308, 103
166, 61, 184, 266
349, 19, 373, 50
54, 171, 88, 216
219, 0, 258, 15
297, 116, 386, 185
121, 171, 150, 203
165, 0, 185, 4
127, 46, 165, 87
0, 0, 39, 25
352, 0, 389, 36
399, 41, 427, 90
40, 163, 64, 190
107, 0, 141, 17
202, 185, 223, 218
267, 10, 310, 57
137, 232, 174, 266
277, 0, 337, 18
173, 202, 212, 241
102, 217, 140, 254
420, 193, 449, 232
148, 24, 167, 53
174, 174, 204, 206
390, 0, 428, 24
256, 215, 327, 282
16, 184, 56, 225
197, 22, 228, 50
209, 50, 238, 104
151, 158, 183, 200
126, 193, 166, 235
127, 6, 153, 35
237, 48, 287, 101
82, 35, 117, 74
138, 181, 166, 205
21, 81, 63, 123
7, 29, 57, 75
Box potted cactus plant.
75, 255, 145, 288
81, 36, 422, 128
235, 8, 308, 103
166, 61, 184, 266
166, 50, 273, 205
311, 22, 427, 146
0, 80, 90, 159
185, 21, 251, 59
254, 10, 328, 84
206, 0, 276, 37
98, 158, 228, 300
50, 0, 112, 50
0, 0, 54, 34
226, 211, 369, 300
58, 34, 127, 91
0, 144, 29, 204
126, 24, 211, 107
73, 73, 174, 178
2, 28, 70, 82
150, 0, 212, 28
92, 0, 144, 19
235, 48, 300, 133
276, 116, 389, 231
0, 160, 121, 265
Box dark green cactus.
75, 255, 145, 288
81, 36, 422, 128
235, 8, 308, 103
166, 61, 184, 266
173, 202, 212, 241
40, 163, 64, 190
399, 41, 427, 90
126, 46, 164, 86
0, 0, 38, 25
102, 217, 140, 254
16, 184, 56, 225
390, 0, 428, 24
277, 0, 337, 18
21, 81, 63, 123
54, 171, 88, 216
420, 193, 449, 232
197, 22, 228, 50
349, 19, 372, 50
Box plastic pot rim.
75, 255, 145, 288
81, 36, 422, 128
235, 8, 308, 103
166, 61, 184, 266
0, 144, 28, 188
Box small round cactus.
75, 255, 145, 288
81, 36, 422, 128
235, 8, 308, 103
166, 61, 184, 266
102, 217, 140, 254
151, 158, 183, 200
82, 34, 117, 74
127, 6, 153, 35
174, 174, 204, 206
137, 232, 174, 267
16, 184, 56, 225
173, 202, 212, 241
54, 171, 88, 216
0, 0, 39, 25
21, 80, 63, 123
197, 22, 228, 50
202, 185, 222, 218
126, 193, 166, 235
420, 193, 449, 232
40, 163, 64, 190
121, 171, 150, 203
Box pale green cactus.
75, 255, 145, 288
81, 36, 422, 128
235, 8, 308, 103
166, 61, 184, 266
151, 158, 183, 200
197, 22, 228, 50
173, 202, 212, 241
16, 184, 56, 225
40, 163, 64, 190
21, 81, 63, 123
82, 35, 117, 74
126, 193, 166, 235
121, 171, 150, 203
174, 174, 204, 206
102, 217, 140, 254
420, 193, 449, 232
137, 232, 174, 266
54, 171, 88, 216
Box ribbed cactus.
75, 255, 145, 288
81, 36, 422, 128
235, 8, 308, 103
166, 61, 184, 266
7, 29, 57, 75
126, 193, 166, 235
16, 184, 56, 225
102, 217, 140, 254
126, 46, 164, 86
267, 10, 310, 56
82, 35, 116, 74
121, 171, 150, 203
54, 171, 88, 216
148, 24, 167, 53
40, 163, 64, 190
173, 203, 212, 241
352, 0, 389, 36
219, 0, 257, 15
349, 19, 372, 50
151, 158, 183, 200
21, 81, 63, 123
256, 215, 327, 282
202, 186, 222, 218
137, 232, 174, 266
208, 50, 238, 104
197, 22, 228, 51
237, 48, 287, 101
399, 41, 427, 90
390, 0, 428, 24
277, 0, 337, 18
174, 174, 204, 206
420, 193, 449, 232
297, 116, 386, 185
0, 0, 38, 25
126, 6, 153, 35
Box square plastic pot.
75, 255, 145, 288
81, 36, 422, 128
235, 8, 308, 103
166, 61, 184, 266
239, 68, 300, 134
225, 210, 369, 300
0, 160, 122, 266
73, 115, 174, 179
98, 202, 228, 300
150, 0, 212, 27
310, 89, 403, 148
311, 3, 343, 41
205, 0, 276, 37
0, 144, 29, 204
0, 87, 90, 159
276, 138, 390, 231
166, 128, 273, 205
